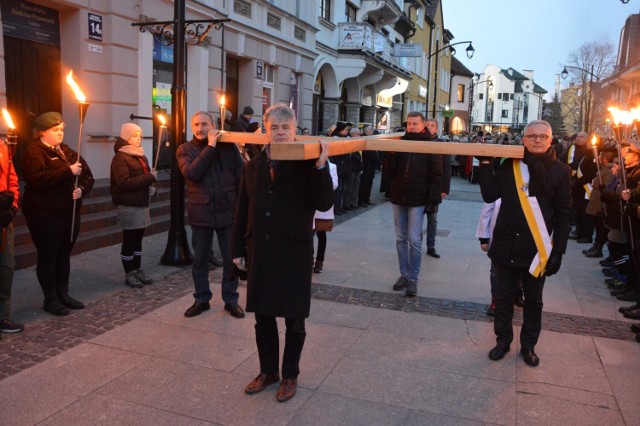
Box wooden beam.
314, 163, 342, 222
215, 131, 524, 160
366, 139, 524, 159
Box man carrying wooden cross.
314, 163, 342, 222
383, 111, 444, 297
478, 119, 572, 367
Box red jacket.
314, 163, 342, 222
0, 143, 19, 211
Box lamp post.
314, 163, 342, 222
132, 3, 230, 265
560, 64, 599, 132
425, 41, 474, 118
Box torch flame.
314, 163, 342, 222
157, 114, 166, 126
1, 109, 15, 130
220, 95, 226, 107
591, 135, 597, 147
66, 71, 87, 103
608, 106, 634, 126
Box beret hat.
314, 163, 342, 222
33, 112, 62, 132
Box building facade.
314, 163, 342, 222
469, 64, 546, 135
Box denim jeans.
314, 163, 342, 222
392, 204, 425, 281
191, 224, 239, 304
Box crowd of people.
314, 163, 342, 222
2, 105, 639, 404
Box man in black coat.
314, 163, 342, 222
423, 119, 451, 258
382, 111, 443, 297
478, 120, 572, 367
568, 132, 597, 242
177, 111, 245, 319
232, 104, 334, 403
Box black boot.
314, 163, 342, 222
43, 298, 70, 316
584, 243, 603, 258
313, 259, 323, 273
58, 282, 85, 309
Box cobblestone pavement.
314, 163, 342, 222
1, 262, 636, 381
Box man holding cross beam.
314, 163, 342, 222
477, 119, 572, 367
384, 111, 444, 297
233, 104, 334, 402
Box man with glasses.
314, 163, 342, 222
478, 120, 572, 367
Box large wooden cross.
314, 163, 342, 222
216, 131, 524, 160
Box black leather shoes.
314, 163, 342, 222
622, 307, 640, 320
58, 293, 85, 310
630, 323, 640, 333
224, 303, 245, 318
521, 348, 540, 366
276, 378, 297, 402
488, 344, 510, 361
43, 299, 70, 316
245, 372, 280, 395
426, 248, 441, 258
184, 301, 210, 317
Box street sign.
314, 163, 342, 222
393, 43, 422, 57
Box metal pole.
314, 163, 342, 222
585, 64, 594, 132
161, 0, 192, 265
431, 39, 439, 119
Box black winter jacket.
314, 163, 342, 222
384, 131, 444, 206
177, 137, 243, 228
21, 142, 94, 218
110, 138, 156, 207
478, 149, 573, 269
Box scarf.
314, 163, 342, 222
522, 147, 556, 197
118, 144, 145, 157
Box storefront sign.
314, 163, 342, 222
393, 43, 422, 57
0, 0, 60, 46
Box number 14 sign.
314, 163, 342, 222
89, 13, 102, 41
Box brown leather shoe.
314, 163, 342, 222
244, 372, 280, 395
276, 378, 297, 402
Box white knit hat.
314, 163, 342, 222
120, 123, 142, 142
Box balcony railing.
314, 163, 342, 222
337, 22, 410, 73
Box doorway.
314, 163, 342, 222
4, 36, 62, 174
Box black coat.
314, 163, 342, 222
478, 151, 572, 268
110, 138, 156, 207
384, 132, 444, 206
21, 142, 94, 218
177, 137, 243, 228
231, 151, 334, 318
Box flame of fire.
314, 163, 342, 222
157, 114, 166, 126
220, 95, 226, 107
1, 109, 15, 130
591, 135, 597, 147
66, 71, 87, 103
608, 106, 634, 126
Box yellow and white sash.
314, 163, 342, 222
567, 145, 576, 176
577, 157, 591, 199
513, 160, 553, 277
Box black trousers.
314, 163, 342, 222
493, 262, 545, 349
254, 314, 306, 379
25, 212, 79, 301
573, 197, 593, 239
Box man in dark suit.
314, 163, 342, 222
232, 104, 334, 402
478, 120, 572, 367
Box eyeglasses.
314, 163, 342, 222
523, 134, 550, 142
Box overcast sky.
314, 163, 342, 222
442, 0, 636, 100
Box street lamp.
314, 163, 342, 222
560, 64, 600, 132
132, 4, 229, 265
425, 41, 474, 118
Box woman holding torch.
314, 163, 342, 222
110, 123, 157, 288
21, 112, 94, 316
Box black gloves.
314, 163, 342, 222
0, 190, 14, 210
545, 252, 563, 277
0, 206, 16, 227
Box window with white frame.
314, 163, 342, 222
262, 64, 275, 115
319, 0, 331, 21
345, 2, 357, 22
